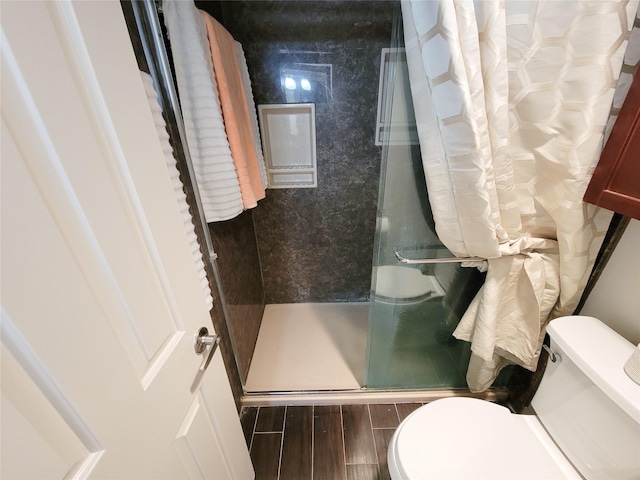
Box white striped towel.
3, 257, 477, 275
140, 71, 214, 312
162, 0, 244, 222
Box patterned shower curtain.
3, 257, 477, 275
402, 0, 638, 391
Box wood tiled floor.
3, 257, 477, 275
240, 403, 423, 480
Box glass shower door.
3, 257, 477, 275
364, 132, 487, 388
364, 8, 509, 390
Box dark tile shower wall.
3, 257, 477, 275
209, 210, 265, 383
218, 1, 393, 303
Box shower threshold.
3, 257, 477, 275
241, 388, 508, 407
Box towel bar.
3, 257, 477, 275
394, 250, 485, 265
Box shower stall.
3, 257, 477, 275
125, 0, 512, 401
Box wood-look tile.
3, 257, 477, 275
372, 429, 396, 480
246, 403, 407, 480
395, 403, 422, 422
255, 406, 286, 432
346, 464, 380, 480
342, 404, 377, 465
368, 404, 399, 429
313, 405, 346, 480
240, 406, 258, 448
250, 433, 282, 480
280, 406, 313, 480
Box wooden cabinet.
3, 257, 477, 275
584, 72, 640, 220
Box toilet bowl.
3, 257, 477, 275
388, 316, 640, 479
388, 397, 579, 479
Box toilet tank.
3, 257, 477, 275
531, 316, 640, 480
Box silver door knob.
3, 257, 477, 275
194, 327, 219, 373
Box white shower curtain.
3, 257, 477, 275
402, 0, 638, 391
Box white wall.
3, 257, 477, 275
581, 218, 640, 344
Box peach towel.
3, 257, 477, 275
201, 12, 265, 209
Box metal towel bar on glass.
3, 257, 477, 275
394, 250, 485, 265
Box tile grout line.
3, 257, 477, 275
248, 406, 259, 453
276, 405, 287, 480
366, 404, 382, 478
339, 405, 348, 480
311, 405, 315, 480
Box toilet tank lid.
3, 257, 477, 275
547, 316, 640, 424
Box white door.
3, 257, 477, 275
0, 1, 254, 478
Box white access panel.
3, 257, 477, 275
258, 103, 317, 188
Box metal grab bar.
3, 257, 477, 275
394, 250, 485, 265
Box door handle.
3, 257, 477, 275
194, 327, 219, 374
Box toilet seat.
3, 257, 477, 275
388, 397, 581, 480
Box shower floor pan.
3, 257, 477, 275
245, 303, 368, 392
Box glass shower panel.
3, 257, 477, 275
364, 138, 486, 388
364, 7, 509, 389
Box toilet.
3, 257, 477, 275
388, 316, 640, 479
373, 265, 443, 305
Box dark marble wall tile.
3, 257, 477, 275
209, 210, 265, 383
214, 1, 393, 303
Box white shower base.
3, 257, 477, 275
244, 303, 368, 392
